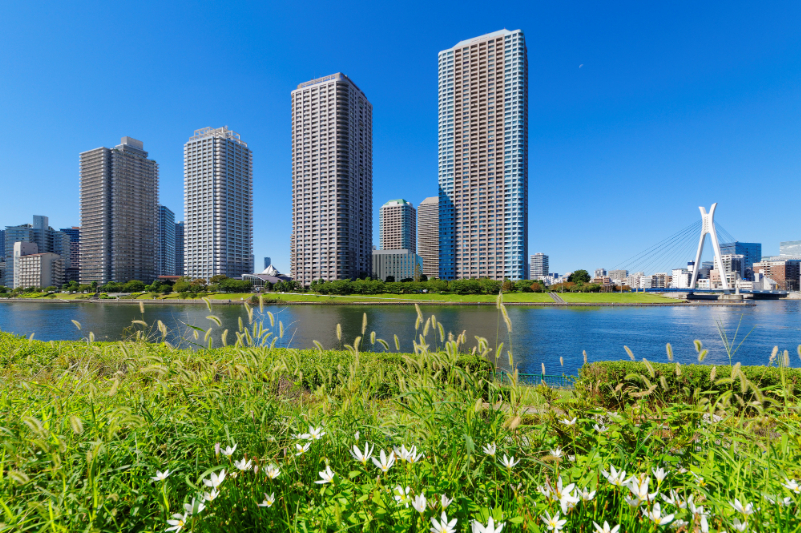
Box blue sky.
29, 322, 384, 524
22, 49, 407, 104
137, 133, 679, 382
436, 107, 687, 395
1, 1, 800, 275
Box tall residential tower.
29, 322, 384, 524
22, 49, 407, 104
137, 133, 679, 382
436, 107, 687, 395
438, 30, 529, 280
184, 127, 253, 280
80, 137, 159, 284
380, 199, 415, 252
417, 197, 439, 279
290, 73, 373, 285
158, 206, 176, 276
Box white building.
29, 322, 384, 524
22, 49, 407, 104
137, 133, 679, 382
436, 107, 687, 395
372, 249, 422, 282
184, 127, 253, 280
13, 242, 63, 289
290, 73, 373, 285
531, 253, 549, 278
671, 268, 692, 289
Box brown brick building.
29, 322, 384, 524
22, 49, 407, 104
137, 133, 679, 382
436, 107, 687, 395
753, 260, 801, 291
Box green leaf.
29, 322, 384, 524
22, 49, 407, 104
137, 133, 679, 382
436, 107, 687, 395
349, 471, 361, 479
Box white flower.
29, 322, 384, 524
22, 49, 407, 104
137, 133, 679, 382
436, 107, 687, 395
626, 475, 657, 502
441, 494, 453, 509
292, 432, 311, 440
669, 519, 688, 530
315, 465, 336, 484
624, 495, 641, 508
430, 511, 458, 533
295, 442, 311, 456
395, 444, 425, 463
412, 493, 427, 513
500, 454, 520, 470
594, 424, 609, 433
731, 518, 748, 531
580, 488, 596, 501
560, 491, 580, 514
765, 494, 793, 506
560, 417, 577, 426
152, 470, 171, 482
652, 467, 668, 484
265, 464, 281, 479
308, 425, 325, 440
214, 442, 220, 456
662, 490, 687, 508
203, 489, 219, 502
203, 470, 226, 489
783, 478, 800, 494
482, 443, 497, 457
372, 449, 396, 473
644, 502, 674, 526
234, 458, 253, 472
541, 510, 567, 531
568, 455, 576, 462
221, 444, 237, 457
349, 442, 374, 466
602, 465, 628, 487
166, 512, 187, 532
258, 493, 276, 507
730, 498, 754, 515
472, 516, 505, 533
393, 486, 411, 507
592, 521, 620, 533
550, 447, 563, 458
183, 497, 205, 516
354, 431, 360, 442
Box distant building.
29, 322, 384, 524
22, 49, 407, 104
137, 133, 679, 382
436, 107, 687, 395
594, 268, 607, 278
608, 269, 628, 282
671, 268, 692, 289
174, 222, 184, 276
651, 273, 670, 289
780, 241, 801, 256
13, 242, 64, 289
372, 249, 422, 282
80, 137, 159, 284
720, 254, 745, 281
59, 227, 81, 283
720, 242, 761, 280
417, 197, 439, 279
243, 264, 292, 289
264, 257, 271, 270
4, 216, 71, 287
753, 259, 801, 291
158, 206, 176, 277
380, 199, 416, 252
531, 253, 549, 278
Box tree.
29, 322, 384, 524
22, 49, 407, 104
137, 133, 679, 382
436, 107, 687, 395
568, 270, 591, 284
413, 262, 423, 282
385, 276, 395, 283
123, 280, 146, 293
210, 274, 228, 284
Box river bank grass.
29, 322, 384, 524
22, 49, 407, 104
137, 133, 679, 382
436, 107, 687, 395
1, 300, 800, 532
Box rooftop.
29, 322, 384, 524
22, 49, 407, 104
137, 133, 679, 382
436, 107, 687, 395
382, 199, 412, 207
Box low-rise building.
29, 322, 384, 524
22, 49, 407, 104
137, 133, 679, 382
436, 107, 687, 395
671, 268, 692, 289
372, 249, 422, 282
13, 242, 63, 288
608, 269, 628, 282
753, 260, 801, 291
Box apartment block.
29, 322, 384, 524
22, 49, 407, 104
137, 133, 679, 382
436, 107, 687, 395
417, 197, 439, 279
184, 127, 253, 280
372, 249, 422, 282
438, 30, 529, 280
80, 137, 159, 284
720, 242, 761, 280
608, 269, 628, 282
753, 260, 801, 291
380, 199, 415, 252
158, 206, 176, 276
175, 222, 184, 276
4, 216, 71, 287
290, 73, 373, 285
530, 253, 549, 278
59, 226, 81, 283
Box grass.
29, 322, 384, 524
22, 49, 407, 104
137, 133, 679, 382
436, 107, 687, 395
1, 299, 800, 532
558, 292, 677, 303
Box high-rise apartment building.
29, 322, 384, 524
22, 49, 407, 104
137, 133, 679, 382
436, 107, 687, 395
59, 227, 81, 283
175, 222, 184, 276
264, 257, 271, 270
80, 137, 159, 284
184, 127, 253, 280
380, 199, 415, 252
290, 73, 373, 285
158, 206, 176, 276
530, 253, 549, 278
417, 197, 439, 279
720, 242, 761, 280
438, 30, 528, 281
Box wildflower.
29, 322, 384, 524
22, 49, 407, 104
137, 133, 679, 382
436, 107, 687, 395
472, 517, 505, 533
783, 478, 800, 494
203, 470, 226, 489
765, 494, 793, 506
691, 472, 707, 487
393, 486, 411, 507
592, 521, 620, 533
372, 449, 396, 473
560, 492, 580, 514
430, 511, 458, 533
537, 484, 555, 501
295, 442, 311, 456
541, 511, 567, 532
652, 467, 668, 484
308, 425, 326, 440
731, 518, 748, 532
568, 455, 576, 462
350, 442, 374, 466
258, 493, 276, 507
354, 431, 360, 442
214, 442, 221, 456
730, 499, 754, 516
203, 489, 219, 502
315, 465, 336, 484
412, 493, 427, 513
234, 458, 253, 472
253, 464, 259, 475
602, 465, 628, 487
669, 519, 688, 530
482, 443, 497, 457
183, 497, 205, 516
580, 488, 596, 501
292, 432, 311, 440
624, 494, 641, 508
220, 444, 237, 457
550, 447, 563, 458
165, 512, 187, 532
593, 424, 608, 433
626, 475, 657, 503
151, 470, 171, 482
265, 464, 281, 480
560, 417, 577, 426
395, 444, 424, 463
688, 500, 709, 532
500, 454, 520, 470
644, 502, 674, 526
441, 494, 453, 509
662, 490, 687, 508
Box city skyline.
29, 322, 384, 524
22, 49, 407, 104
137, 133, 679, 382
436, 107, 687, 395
2, 2, 801, 275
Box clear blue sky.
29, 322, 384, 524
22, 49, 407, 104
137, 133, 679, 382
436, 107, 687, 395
1, 1, 800, 275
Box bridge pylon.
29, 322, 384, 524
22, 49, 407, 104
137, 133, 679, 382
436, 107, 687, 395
689, 203, 729, 292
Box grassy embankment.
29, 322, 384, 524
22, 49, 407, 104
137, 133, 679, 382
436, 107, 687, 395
1, 300, 800, 532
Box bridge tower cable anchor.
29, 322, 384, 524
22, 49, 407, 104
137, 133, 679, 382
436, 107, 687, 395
688, 203, 729, 293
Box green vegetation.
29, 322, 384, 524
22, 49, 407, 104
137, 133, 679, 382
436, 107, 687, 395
1, 299, 800, 532
559, 292, 676, 304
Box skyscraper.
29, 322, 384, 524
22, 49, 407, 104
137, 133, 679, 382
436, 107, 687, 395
290, 73, 373, 285
720, 242, 761, 280
438, 30, 529, 281
417, 197, 439, 279
59, 227, 81, 283
530, 253, 549, 278
158, 206, 176, 276
380, 199, 416, 252
80, 137, 159, 284
264, 257, 271, 270
175, 222, 184, 276
184, 127, 253, 280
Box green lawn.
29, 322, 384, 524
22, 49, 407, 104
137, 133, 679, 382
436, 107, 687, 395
558, 292, 677, 303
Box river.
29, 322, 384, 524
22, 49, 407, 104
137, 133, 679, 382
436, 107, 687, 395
1, 301, 799, 375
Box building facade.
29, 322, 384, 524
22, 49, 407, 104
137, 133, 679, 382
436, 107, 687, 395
530, 253, 549, 278
380, 199, 416, 252
438, 30, 528, 280
158, 206, 176, 276
4, 217, 71, 287
417, 197, 439, 279
608, 269, 628, 282
80, 137, 159, 284
264, 257, 271, 270
290, 73, 373, 285
780, 241, 801, 256
720, 242, 761, 280
372, 249, 423, 282
175, 222, 184, 276
59, 227, 81, 283
184, 127, 253, 280
14, 243, 64, 289
753, 260, 801, 291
